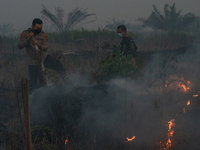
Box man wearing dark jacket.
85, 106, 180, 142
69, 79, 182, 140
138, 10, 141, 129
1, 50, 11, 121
117, 25, 137, 67
117, 25, 137, 57
18, 18, 67, 93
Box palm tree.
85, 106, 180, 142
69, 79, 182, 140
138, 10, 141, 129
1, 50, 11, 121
41, 5, 95, 32
0, 23, 15, 36
137, 3, 198, 33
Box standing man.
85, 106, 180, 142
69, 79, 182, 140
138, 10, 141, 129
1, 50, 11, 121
117, 25, 137, 67
18, 18, 67, 93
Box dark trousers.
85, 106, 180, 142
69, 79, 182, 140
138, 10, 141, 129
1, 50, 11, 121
29, 55, 65, 92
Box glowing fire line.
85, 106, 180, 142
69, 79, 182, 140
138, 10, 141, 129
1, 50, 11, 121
126, 135, 136, 142
65, 139, 69, 145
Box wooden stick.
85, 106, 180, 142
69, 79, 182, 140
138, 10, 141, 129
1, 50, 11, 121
15, 89, 25, 149
25, 79, 32, 150
21, 79, 27, 150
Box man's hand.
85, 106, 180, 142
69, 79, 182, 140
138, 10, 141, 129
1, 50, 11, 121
32, 39, 42, 47
27, 32, 34, 40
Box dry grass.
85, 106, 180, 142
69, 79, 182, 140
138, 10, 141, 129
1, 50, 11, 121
0, 32, 198, 149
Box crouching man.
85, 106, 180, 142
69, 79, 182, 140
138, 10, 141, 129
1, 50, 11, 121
18, 18, 67, 93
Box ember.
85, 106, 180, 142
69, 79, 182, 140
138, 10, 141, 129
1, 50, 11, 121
193, 95, 198, 98
179, 83, 189, 92
161, 119, 175, 150
65, 139, 69, 145
126, 135, 136, 142
187, 100, 190, 105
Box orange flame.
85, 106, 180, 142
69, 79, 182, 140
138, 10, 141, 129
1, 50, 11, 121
193, 95, 198, 98
65, 139, 69, 145
187, 81, 190, 84
126, 135, 136, 142
187, 100, 190, 105
168, 119, 175, 132
179, 84, 189, 92
162, 119, 175, 149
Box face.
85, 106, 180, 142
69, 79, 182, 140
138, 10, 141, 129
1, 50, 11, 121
117, 28, 126, 37
32, 23, 43, 34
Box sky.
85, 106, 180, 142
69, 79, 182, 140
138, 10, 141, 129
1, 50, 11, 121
0, 0, 200, 32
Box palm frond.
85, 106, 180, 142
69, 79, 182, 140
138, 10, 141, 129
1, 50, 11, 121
137, 3, 198, 33
65, 8, 95, 30
54, 6, 64, 28
41, 5, 64, 32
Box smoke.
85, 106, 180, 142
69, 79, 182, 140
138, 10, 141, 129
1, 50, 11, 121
28, 44, 200, 148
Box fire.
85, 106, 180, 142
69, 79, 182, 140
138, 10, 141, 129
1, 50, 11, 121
179, 83, 189, 92
193, 95, 198, 98
187, 100, 190, 105
187, 81, 190, 84
126, 135, 136, 142
183, 108, 186, 113
168, 119, 175, 132
162, 119, 175, 149
65, 139, 69, 145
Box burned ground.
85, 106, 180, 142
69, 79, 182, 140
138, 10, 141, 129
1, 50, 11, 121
0, 32, 200, 149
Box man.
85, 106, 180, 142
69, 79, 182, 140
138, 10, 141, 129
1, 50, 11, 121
18, 18, 67, 93
117, 25, 137, 67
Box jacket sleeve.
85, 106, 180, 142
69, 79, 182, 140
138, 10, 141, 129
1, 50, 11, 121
39, 34, 48, 52
18, 31, 30, 49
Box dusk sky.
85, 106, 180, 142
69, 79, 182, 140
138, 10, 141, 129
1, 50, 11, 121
0, 0, 200, 32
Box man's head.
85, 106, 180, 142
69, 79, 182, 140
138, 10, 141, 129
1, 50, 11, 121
117, 25, 127, 38
32, 18, 43, 35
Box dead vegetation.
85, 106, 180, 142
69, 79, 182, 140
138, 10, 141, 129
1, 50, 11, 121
0, 31, 199, 149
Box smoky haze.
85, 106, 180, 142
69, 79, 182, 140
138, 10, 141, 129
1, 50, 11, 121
1, 0, 200, 33
28, 43, 200, 148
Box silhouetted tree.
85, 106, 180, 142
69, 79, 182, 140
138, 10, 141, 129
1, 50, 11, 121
41, 5, 95, 32
137, 3, 198, 33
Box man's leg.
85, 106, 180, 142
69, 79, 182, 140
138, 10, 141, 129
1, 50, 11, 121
28, 65, 39, 93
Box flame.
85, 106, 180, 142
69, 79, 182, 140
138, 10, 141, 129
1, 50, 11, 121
187, 81, 190, 84
193, 95, 198, 98
187, 100, 190, 105
126, 135, 136, 142
65, 139, 69, 145
168, 119, 175, 132
183, 108, 186, 113
179, 84, 189, 92
162, 119, 175, 149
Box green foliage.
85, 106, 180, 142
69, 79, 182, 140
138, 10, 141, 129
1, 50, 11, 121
99, 45, 136, 80
47, 29, 140, 43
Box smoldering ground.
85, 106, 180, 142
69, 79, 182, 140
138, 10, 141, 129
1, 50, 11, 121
0, 44, 200, 149
26, 44, 200, 149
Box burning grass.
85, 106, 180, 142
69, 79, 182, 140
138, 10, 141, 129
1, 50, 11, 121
0, 31, 200, 149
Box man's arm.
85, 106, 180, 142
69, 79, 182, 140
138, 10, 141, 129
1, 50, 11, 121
120, 39, 130, 56
39, 34, 48, 52
18, 31, 33, 49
